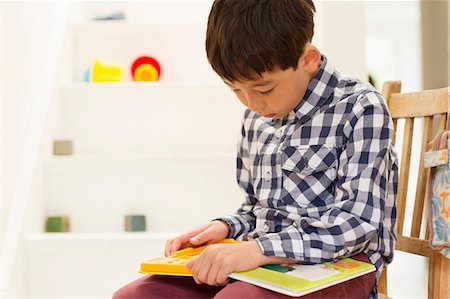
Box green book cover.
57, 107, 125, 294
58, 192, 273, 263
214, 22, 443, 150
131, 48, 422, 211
229, 258, 375, 297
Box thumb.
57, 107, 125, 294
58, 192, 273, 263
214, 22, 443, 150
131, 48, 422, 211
189, 228, 214, 245
189, 234, 204, 245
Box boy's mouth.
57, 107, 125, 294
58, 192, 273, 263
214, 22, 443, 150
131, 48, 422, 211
263, 113, 275, 118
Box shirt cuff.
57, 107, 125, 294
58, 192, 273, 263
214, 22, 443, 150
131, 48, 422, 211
213, 214, 254, 239
254, 229, 305, 260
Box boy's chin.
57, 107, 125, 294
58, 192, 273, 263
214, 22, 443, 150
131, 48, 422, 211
269, 113, 289, 120
256, 111, 289, 119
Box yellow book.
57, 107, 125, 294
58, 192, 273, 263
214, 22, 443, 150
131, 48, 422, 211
139, 239, 376, 297
140, 238, 239, 276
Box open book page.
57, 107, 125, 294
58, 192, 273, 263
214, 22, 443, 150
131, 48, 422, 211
229, 258, 375, 297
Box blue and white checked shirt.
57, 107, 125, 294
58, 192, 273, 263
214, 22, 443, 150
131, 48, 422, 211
220, 56, 398, 297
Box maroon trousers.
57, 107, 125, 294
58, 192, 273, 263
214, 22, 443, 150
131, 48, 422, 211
112, 253, 376, 299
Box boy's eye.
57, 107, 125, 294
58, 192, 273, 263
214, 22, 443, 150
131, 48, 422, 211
260, 88, 274, 95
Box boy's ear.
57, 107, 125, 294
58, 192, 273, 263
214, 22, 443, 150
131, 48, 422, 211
301, 45, 321, 73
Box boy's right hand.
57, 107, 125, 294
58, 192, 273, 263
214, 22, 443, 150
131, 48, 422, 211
164, 220, 230, 257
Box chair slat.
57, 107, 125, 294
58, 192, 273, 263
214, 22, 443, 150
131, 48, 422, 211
397, 118, 414, 235
377, 81, 401, 296
428, 252, 450, 299
411, 116, 433, 237
425, 208, 430, 240
381, 80, 401, 106
378, 270, 388, 295
396, 235, 430, 256
439, 113, 447, 131
392, 119, 397, 146
389, 88, 448, 118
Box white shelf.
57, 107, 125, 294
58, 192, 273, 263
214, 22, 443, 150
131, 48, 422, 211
44, 152, 236, 164
73, 21, 207, 38
26, 232, 178, 241
45, 153, 236, 174
63, 80, 225, 89
72, 21, 217, 81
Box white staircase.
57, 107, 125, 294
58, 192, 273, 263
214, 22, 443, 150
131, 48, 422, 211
25, 19, 244, 298
15, 2, 379, 297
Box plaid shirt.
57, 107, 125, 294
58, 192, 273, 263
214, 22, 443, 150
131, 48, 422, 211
220, 56, 398, 297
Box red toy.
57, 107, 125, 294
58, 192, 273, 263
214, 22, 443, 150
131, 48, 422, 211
131, 56, 161, 81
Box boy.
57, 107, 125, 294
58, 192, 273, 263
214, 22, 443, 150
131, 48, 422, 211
113, 0, 398, 298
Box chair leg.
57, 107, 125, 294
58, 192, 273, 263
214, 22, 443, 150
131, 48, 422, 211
428, 251, 450, 299
378, 268, 388, 295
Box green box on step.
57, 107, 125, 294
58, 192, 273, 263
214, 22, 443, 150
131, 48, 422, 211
125, 215, 146, 232
46, 216, 70, 232
53, 140, 73, 155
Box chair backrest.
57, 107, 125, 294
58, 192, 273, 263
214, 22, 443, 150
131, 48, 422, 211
379, 81, 450, 299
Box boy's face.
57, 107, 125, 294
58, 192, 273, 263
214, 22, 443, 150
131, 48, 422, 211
224, 45, 321, 119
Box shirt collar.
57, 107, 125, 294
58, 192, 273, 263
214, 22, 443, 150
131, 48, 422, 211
287, 55, 338, 123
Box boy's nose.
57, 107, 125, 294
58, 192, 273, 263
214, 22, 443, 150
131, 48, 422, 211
245, 94, 265, 113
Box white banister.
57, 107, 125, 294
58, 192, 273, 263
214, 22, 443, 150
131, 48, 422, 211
0, 2, 70, 296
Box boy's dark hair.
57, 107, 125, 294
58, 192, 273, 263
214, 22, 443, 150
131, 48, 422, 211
206, 0, 316, 82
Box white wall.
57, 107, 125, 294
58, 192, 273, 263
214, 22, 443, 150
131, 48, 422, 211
0, 1, 81, 296
314, 1, 367, 81
83, 0, 213, 23
365, 1, 422, 92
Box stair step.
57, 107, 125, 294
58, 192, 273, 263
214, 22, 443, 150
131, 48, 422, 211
44, 154, 242, 233
58, 82, 244, 154
25, 232, 176, 297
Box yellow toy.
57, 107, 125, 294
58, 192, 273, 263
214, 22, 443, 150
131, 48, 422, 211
140, 239, 239, 276
91, 59, 123, 82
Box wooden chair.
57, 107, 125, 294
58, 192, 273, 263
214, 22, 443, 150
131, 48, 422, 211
378, 81, 450, 299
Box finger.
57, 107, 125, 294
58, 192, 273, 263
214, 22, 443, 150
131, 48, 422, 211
216, 266, 231, 286
186, 258, 194, 270
164, 239, 173, 257
189, 256, 204, 285
170, 232, 201, 255
176, 224, 212, 249
186, 224, 211, 240
207, 259, 222, 286
167, 224, 212, 254
189, 226, 216, 246
193, 275, 203, 285
170, 237, 187, 256
193, 252, 212, 285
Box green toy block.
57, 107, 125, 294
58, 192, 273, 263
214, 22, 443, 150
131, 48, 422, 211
46, 216, 70, 232
53, 140, 73, 155
125, 215, 146, 232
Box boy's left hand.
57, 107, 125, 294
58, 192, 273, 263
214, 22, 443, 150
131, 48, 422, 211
185, 241, 264, 286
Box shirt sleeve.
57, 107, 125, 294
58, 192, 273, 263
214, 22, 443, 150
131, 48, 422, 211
255, 92, 398, 263
219, 111, 258, 238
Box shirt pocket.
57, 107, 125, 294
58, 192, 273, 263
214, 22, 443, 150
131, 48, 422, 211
280, 144, 338, 208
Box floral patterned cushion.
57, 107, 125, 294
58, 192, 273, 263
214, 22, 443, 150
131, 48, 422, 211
425, 131, 450, 258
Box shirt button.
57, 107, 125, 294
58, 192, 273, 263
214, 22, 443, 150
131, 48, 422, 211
263, 222, 269, 232
264, 169, 271, 181
275, 128, 284, 138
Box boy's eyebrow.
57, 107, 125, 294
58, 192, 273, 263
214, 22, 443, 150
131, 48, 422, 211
250, 80, 274, 87
223, 80, 274, 88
